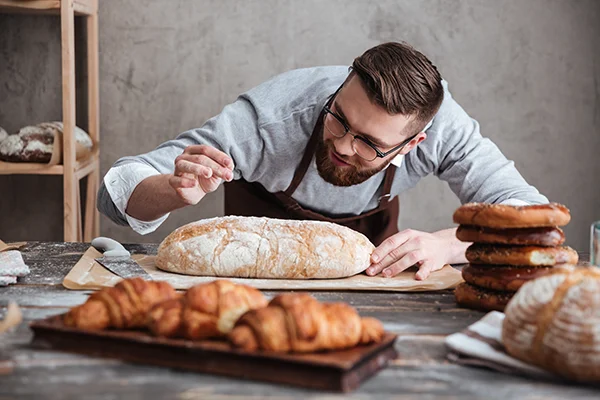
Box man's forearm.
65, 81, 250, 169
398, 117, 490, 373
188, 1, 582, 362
433, 227, 469, 264
126, 174, 197, 221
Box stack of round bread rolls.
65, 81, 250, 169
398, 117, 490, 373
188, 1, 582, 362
452, 203, 578, 312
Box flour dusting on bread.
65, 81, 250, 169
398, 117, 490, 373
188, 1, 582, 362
156, 216, 375, 279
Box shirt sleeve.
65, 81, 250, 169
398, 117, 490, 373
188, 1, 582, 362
97, 95, 266, 235
429, 82, 549, 205
100, 163, 169, 235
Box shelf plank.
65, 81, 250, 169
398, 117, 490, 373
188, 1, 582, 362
0, 0, 96, 16
75, 150, 99, 180
0, 151, 98, 176
0, 160, 64, 175
74, 0, 95, 16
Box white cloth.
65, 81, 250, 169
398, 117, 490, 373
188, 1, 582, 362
444, 311, 556, 379
0, 250, 30, 286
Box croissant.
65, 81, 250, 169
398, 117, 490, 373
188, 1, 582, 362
228, 293, 384, 353
63, 278, 178, 330
147, 280, 268, 340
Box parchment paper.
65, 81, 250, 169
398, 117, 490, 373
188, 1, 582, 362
0, 240, 27, 252
62, 247, 464, 292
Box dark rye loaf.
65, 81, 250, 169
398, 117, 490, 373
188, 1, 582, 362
0, 122, 93, 163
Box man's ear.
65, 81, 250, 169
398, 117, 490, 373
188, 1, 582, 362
400, 132, 427, 154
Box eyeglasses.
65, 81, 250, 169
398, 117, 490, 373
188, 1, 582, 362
322, 104, 419, 162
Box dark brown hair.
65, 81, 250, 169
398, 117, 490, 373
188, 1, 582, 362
351, 42, 444, 135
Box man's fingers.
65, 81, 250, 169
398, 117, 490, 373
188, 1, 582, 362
175, 156, 232, 181
415, 260, 436, 281
381, 251, 425, 278
183, 145, 234, 170
368, 238, 422, 276
371, 229, 413, 264
367, 247, 406, 275
175, 159, 210, 178
366, 262, 385, 276
169, 174, 197, 189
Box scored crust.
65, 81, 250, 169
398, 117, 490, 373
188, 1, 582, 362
465, 244, 579, 266
156, 216, 375, 279
454, 282, 514, 312
461, 264, 556, 292
453, 203, 571, 228
502, 266, 600, 382
456, 225, 565, 246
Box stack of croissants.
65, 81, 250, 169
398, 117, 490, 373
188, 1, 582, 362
63, 278, 385, 353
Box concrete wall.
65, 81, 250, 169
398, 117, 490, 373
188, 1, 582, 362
1, 0, 599, 253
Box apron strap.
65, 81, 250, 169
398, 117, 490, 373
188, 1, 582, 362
283, 113, 323, 196
378, 165, 396, 207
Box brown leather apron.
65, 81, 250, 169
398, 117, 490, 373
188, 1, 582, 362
223, 112, 399, 246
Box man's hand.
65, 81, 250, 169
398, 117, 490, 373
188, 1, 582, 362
169, 145, 234, 205
366, 228, 466, 280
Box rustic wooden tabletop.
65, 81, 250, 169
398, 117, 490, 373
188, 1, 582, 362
1, 242, 598, 399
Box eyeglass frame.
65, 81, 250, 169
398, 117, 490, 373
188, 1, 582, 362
322, 85, 420, 161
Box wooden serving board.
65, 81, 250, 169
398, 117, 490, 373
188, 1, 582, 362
30, 315, 398, 392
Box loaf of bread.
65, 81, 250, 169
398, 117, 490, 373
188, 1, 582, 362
156, 216, 375, 279
0, 121, 93, 163
502, 266, 600, 382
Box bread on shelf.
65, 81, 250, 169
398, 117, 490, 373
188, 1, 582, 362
0, 126, 7, 143
0, 121, 93, 164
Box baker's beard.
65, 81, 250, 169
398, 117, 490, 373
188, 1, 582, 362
315, 134, 389, 187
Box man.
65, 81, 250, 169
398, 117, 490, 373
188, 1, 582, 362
98, 42, 548, 280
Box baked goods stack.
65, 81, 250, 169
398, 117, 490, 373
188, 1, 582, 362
452, 203, 578, 312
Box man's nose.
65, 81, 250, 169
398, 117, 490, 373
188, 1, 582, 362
333, 133, 355, 157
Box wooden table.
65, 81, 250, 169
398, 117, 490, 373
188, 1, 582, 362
1, 242, 598, 398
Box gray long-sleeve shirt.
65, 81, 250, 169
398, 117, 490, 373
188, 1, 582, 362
98, 66, 548, 235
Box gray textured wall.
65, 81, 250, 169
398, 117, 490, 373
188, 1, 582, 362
1, 0, 598, 253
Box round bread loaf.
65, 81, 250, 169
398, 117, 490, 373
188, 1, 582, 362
453, 203, 571, 228
156, 216, 375, 279
456, 225, 565, 247
465, 244, 578, 266
454, 282, 514, 312
502, 266, 600, 382
0, 121, 93, 163
462, 264, 554, 292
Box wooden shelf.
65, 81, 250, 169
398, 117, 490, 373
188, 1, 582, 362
0, 0, 100, 242
0, 160, 64, 175
0, 147, 99, 176
0, 0, 96, 16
